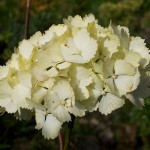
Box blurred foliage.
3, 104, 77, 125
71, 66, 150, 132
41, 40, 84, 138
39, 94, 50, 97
0, 0, 150, 149
131, 98, 150, 137
112, 98, 150, 149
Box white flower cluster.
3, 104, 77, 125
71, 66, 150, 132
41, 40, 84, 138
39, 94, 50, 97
0, 14, 150, 139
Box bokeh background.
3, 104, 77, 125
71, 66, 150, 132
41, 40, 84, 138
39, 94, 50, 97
0, 0, 150, 149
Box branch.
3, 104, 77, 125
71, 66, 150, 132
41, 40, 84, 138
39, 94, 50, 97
59, 130, 63, 150
24, 0, 31, 39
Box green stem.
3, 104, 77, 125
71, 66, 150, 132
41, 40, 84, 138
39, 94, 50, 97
63, 115, 75, 150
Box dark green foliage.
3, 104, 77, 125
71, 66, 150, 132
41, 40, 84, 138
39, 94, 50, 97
130, 98, 150, 137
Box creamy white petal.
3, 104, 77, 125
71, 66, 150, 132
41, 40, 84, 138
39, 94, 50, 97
48, 24, 67, 36
0, 80, 17, 113
84, 14, 97, 25
53, 80, 75, 102
19, 39, 33, 59
29, 31, 42, 46
74, 28, 91, 50
0, 80, 12, 96
0, 97, 17, 113
41, 78, 55, 90
91, 60, 103, 74
92, 73, 104, 91
131, 72, 140, 91
35, 109, 46, 129
114, 75, 133, 96
45, 92, 60, 111
64, 14, 96, 28
61, 38, 85, 63
38, 34, 52, 46
32, 66, 47, 81
99, 93, 125, 115
0, 66, 9, 80
74, 28, 98, 62
125, 51, 141, 67
17, 71, 32, 88
80, 89, 99, 112
26, 99, 46, 111
77, 86, 89, 100
46, 67, 58, 77
35, 51, 53, 69
32, 87, 47, 103
103, 39, 118, 57
129, 37, 150, 67
70, 15, 84, 27
53, 105, 71, 122
57, 62, 71, 70
12, 84, 31, 108
67, 102, 86, 117
104, 78, 116, 94
81, 39, 98, 62
112, 25, 130, 49
79, 77, 93, 87
5, 102, 18, 113
61, 29, 97, 63
0, 98, 12, 108
114, 60, 135, 76
103, 59, 114, 78
6, 53, 19, 70
76, 66, 92, 80
42, 114, 62, 139
45, 41, 64, 63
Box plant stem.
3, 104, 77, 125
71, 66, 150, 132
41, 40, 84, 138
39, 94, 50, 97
63, 115, 75, 150
59, 130, 63, 150
24, 0, 31, 39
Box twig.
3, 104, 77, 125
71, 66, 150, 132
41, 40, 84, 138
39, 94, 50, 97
24, 0, 31, 39
59, 130, 63, 150
63, 115, 75, 150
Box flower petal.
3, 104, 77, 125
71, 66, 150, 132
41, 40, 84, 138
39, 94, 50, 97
114, 60, 135, 76
114, 75, 133, 96
12, 84, 31, 108
0, 80, 17, 113
45, 92, 60, 111
53, 80, 75, 103
35, 109, 46, 129
129, 37, 150, 67
74, 28, 98, 62
103, 39, 118, 57
17, 71, 32, 88
19, 39, 33, 59
0, 66, 9, 80
99, 93, 125, 115
42, 114, 62, 139
53, 105, 71, 122
67, 101, 86, 117
125, 51, 141, 67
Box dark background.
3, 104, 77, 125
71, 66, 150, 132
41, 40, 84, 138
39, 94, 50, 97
0, 0, 150, 149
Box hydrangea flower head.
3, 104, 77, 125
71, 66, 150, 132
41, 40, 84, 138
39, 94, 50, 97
0, 14, 150, 139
